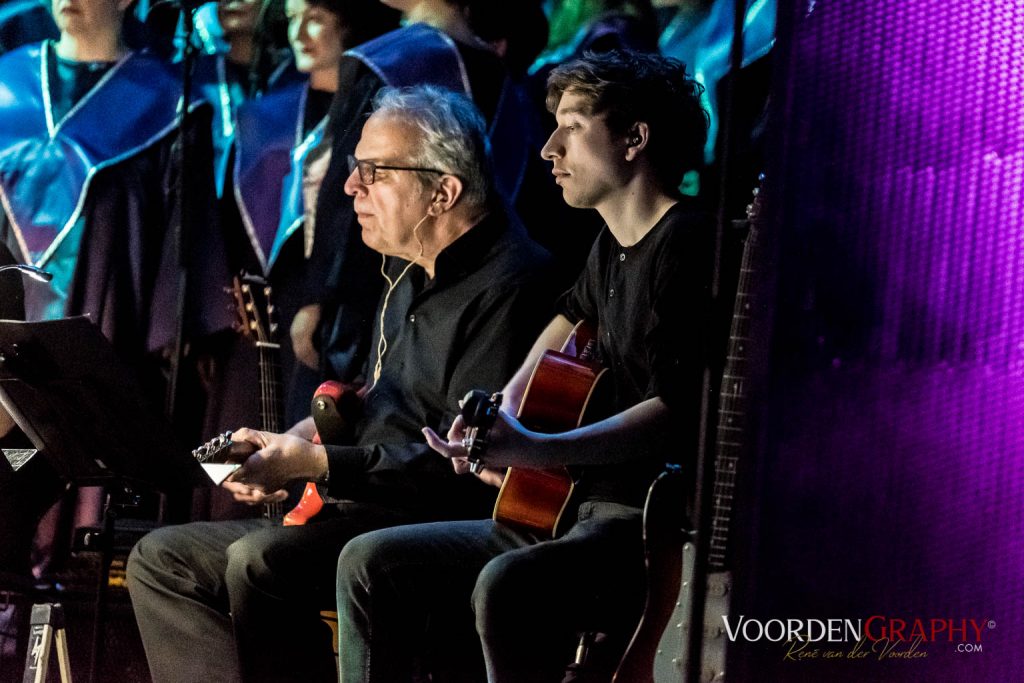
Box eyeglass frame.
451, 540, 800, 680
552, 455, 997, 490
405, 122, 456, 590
347, 155, 451, 185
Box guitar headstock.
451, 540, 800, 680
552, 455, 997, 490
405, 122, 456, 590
229, 273, 279, 346
193, 431, 234, 463
746, 173, 766, 224
561, 320, 601, 364
459, 389, 504, 473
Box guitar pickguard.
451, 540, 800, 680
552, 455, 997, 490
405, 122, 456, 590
654, 543, 730, 683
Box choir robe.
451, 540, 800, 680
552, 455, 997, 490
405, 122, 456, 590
208, 80, 333, 432
0, 41, 231, 411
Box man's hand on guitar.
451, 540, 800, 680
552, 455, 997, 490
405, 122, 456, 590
423, 412, 515, 487
225, 428, 329, 494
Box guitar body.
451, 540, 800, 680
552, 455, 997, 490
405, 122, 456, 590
646, 544, 730, 683
614, 468, 689, 683
490, 324, 610, 538
283, 380, 361, 526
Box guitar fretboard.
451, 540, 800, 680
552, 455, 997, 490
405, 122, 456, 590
256, 341, 285, 519
708, 231, 758, 570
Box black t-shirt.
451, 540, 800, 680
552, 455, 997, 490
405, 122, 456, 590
556, 198, 713, 506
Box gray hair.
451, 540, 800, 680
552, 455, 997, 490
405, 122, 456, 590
370, 85, 494, 211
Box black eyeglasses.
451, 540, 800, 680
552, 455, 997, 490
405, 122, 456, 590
347, 155, 448, 185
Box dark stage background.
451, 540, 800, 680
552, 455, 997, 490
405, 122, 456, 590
727, 0, 1023, 681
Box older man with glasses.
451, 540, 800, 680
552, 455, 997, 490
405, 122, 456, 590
126, 84, 554, 683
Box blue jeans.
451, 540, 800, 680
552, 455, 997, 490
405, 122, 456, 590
336, 501, 645, 683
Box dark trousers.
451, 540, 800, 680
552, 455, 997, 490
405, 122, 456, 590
336, 501, 645, 683
127, 502, 411, 683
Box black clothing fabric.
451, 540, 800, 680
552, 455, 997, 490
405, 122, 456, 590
48, 46, 114, 122
337, 504, 646, 683
128, 510, 412, 683
302, 88, 332, 137
556, 199, 713, 507
0, 0, 56, 55
0, 240, 23, 319
323, 211, 556, 519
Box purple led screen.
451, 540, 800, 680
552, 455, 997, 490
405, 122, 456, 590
728, 0, 1023, 680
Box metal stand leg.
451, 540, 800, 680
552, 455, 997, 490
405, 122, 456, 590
22, 603, 73, 683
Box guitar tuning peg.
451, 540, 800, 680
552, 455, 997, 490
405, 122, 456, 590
269, 323, 278, 335
245, 303, 254, 311
264, 286, 272, 296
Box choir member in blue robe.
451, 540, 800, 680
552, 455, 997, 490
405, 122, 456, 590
191, 0, 303, 197
0, 0, 229, 402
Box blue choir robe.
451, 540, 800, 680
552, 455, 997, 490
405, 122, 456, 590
0, 42, 231, 398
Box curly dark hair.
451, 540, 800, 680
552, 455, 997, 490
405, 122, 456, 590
546, 49, 708, 191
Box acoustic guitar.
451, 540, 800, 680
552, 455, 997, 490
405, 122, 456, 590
460, 321, 610, 538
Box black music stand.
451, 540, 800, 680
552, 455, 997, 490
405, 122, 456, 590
0, 316, 207, 683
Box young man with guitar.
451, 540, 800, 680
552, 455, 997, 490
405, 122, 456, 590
126, 85, 553, 683
335, 50, 713, 683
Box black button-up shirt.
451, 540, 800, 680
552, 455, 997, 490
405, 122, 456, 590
323, 210, 554, 519
557, 198, 713, 507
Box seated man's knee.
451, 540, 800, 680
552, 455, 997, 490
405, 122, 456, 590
224, 531, 274, 589
472, 552, 529, 629
337, 531, 390, 592
125, 536, 150, 592
126, 525, 189, 590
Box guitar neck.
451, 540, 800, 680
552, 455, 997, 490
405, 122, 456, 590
256, 341, 284, 434
708, 225, 758, 571
255, 340, 285, 519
